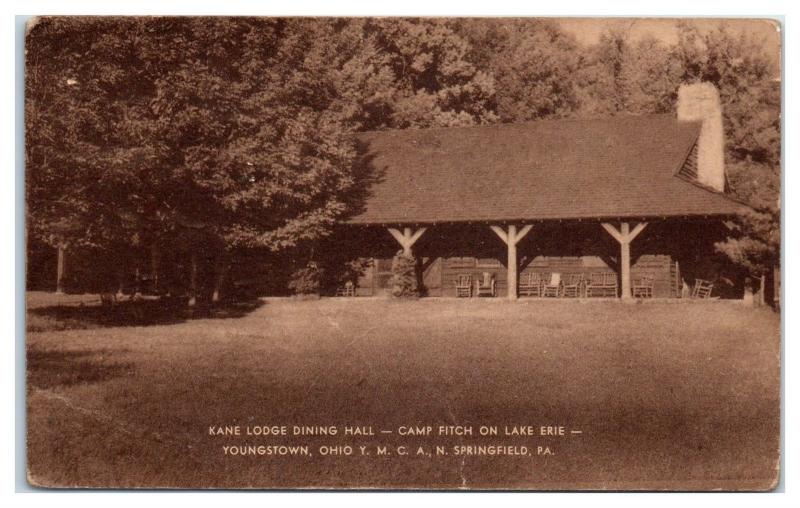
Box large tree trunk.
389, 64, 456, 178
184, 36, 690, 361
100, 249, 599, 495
116, 268, 125, 298
56, 244, 66, 294
134, 266, 142, 298
188, 251, 199, 308
212, 254, 227, 304
150, 244, 160, 294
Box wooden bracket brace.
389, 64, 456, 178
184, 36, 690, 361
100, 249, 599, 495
491, 224, 532, 246
388, 227, 427, 255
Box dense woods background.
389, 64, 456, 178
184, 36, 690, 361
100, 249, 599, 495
25, 17, 780, 301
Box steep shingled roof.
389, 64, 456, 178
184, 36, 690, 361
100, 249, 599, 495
347, 114, 746, 225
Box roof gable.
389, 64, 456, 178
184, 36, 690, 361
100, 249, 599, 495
677, 142, 700, 180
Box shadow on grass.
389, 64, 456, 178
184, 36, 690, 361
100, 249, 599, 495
26, 297, 265, 333
26, 348, 136, 389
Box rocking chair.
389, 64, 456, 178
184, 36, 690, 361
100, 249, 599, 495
455, 274, 473, 298
562, 273, 585, 298
335, 281, 356, 297
543, 272, 562, 298
519, 272, 546, 297
586, 272, 618, 298
692, 279, 714, 299
633, 275, 655, 299
475, 272, 496, 297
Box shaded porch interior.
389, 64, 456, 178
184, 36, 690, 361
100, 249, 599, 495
333, 220, 745, 299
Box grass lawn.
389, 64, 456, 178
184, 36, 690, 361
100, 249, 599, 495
25, 294, 780, 490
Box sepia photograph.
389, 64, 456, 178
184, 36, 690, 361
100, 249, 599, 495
23, 15, 781, 490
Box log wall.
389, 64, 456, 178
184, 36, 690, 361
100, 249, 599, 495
358, 253, 679, 298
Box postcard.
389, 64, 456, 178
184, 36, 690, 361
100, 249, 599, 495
24, 16, 781, 490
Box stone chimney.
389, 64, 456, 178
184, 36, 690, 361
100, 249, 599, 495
677, 82, 726, 192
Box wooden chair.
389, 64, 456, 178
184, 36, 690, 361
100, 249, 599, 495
586, 272, 618, 298
562, 273, 584, 298
539, 273, 551, 296
633, 275, 655, 298
475, 272, 496, 297
692, 279, 714, 299
519, 272, 546, 297
455, 274, 473, 298
518, 272, 535, 297
100, 292, 117, 308
543, 272, 562, 298
335, 281, 356, 297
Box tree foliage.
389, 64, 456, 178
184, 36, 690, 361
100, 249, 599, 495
26, 17, 781, 294
458, 19, 581, 122
389, 250, 418, 298
577, 31, 683, 115
332, 18, 498, 130
26, 17, 360, 259
672, 23, 780, 274
573, 23, 780, 274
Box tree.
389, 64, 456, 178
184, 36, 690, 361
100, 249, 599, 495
389, 250, 418, 298
331, 18, 498, 130
671, 23, 780, 275
576, 29, 683, 116
573, 22, 780, 276
26, 17, 161, 292
26, 17, 780, 295
26, 17, 362, 297
457, 18, 582, 122
575, 28, 632, 115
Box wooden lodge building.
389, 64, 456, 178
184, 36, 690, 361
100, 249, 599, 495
338, 83, 748, 300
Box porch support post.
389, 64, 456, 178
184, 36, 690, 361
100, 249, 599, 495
620, 223, 631, 300
491, 224, 533, 300
601, 221, 648, 299
387, 226, 427, 256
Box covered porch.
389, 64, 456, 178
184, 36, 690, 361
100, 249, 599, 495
338, 218, 742, 300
